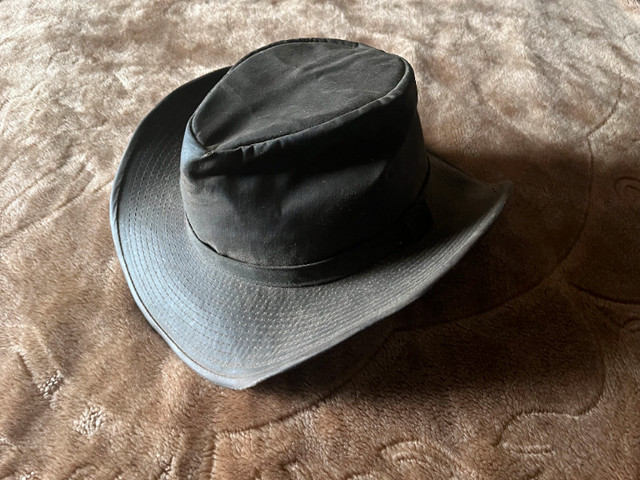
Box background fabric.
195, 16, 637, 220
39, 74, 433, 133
1, 0, 639, 478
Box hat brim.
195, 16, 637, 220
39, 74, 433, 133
110, 68, 512, 389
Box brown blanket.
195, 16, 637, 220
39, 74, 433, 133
2, 0, 639, 478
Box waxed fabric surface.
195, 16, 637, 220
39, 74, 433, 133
180, 39, 428, 268
110, 49, 511, 388
190, 39, 406, 149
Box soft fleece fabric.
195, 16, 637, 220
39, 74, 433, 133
1, 0, 640, 478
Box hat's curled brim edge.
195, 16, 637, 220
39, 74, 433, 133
110, 67, 512, 390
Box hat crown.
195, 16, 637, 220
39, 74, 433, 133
190, 39, 406, 151
180, 39, 430, 267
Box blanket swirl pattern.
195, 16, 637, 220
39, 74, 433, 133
1, 0, 639, 478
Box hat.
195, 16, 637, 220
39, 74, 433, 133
110, 38, 512, 389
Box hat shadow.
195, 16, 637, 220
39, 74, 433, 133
254, 271, 601, 402
249, 141, 600, 424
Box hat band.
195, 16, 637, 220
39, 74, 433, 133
185, 163, 433, 288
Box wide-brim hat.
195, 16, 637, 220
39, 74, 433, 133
110, 38, 512, 389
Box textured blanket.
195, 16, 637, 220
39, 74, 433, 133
1, 0, 639, 478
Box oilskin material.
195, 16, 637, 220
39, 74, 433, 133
110, 38, 513, 389
180, 39, 428, 269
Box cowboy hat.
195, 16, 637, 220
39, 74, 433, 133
110, 38, 511, 389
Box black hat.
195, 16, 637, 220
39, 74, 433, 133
110, 38, 511, 389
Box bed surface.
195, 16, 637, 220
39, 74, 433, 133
1, 0, 640, 478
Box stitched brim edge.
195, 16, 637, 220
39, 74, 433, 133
110, 68, 512, 389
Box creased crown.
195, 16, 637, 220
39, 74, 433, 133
180, 38, 428, 267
